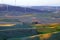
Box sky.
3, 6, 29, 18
0, 0, 60, 6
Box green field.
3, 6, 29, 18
32, 23, 60, 34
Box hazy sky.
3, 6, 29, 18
0, 0, 60, 6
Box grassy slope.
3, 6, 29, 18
32, 23, 60, 34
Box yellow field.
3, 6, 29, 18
33, 23, 60, 28
40, 32, 58, 40
0, 24, 16, 27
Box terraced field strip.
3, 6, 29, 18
0, 28, 38, 31
4, 14, 35, 18
22, 32, 59, 40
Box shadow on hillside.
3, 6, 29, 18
48, 32, 60, 40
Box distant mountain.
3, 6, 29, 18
0, 4, 60, 17
0, 4, 50, 16
29, 6, 60, 11
0, 4, 42, 13
0, 4, 55, 16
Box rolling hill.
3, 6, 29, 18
0, 4, 54, 16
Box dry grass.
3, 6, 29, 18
0, 24, 16, 27
39, 33, 52, 40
